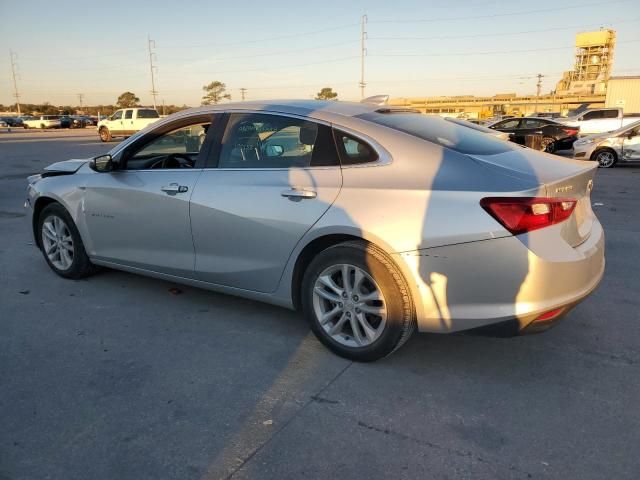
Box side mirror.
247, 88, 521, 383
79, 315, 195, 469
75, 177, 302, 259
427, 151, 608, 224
90, 154, 113, 172
265, 145, 284, 157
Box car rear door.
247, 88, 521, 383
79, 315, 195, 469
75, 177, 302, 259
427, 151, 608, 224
189, 112, 342, 293
83, 114, 218, 277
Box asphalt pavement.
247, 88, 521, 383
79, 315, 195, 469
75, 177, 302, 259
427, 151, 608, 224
1, 129, 639, 480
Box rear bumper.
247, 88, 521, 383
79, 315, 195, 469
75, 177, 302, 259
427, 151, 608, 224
394, 219, 605, 333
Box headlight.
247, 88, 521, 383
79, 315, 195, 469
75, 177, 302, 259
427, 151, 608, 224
575, 138, 595, 146
27, 174, 43, 185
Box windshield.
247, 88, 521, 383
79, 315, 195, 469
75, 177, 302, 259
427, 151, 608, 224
358, 112, 516, 155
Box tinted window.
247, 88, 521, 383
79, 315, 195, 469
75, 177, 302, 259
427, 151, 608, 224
521, 119, 546, 128
602, 109, 619, 119
336, 132, 378, 165
137, 109, 160, 119
218, 113, 339, 168
358, 112, 515, 155
124, 110, 133, 119
493, 119, 520, 130
582, 111, 603, 120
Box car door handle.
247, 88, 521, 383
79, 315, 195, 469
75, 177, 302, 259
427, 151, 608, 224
161, 183, 188, 194
281, 188, 317, 199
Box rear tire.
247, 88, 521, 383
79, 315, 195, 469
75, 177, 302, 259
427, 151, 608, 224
99, 127, 112, 142
541, 137, 556, 153
301, 240, 416, 362
38, 203, 96, 279
592, 148, 617, 168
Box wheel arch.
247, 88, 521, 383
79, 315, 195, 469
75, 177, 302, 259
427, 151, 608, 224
32, 196, 60, 248
590, 146, 618, 161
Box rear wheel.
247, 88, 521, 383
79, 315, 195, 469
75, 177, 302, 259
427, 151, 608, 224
40, 124, 45, 129
99, 127, 112, 142
38, 203, 96, 279
593, 148, 617, 168
541, 137, 556, 153
302, 241, 415, 362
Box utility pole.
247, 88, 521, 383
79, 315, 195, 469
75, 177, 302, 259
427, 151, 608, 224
359, 14, 367, 99
148, 35, 159, 110
535, 73, 544, 113
240, 88, 247, 101
162, 98, 165, 116
10, 50, 21, 115
77, 93, 84, 114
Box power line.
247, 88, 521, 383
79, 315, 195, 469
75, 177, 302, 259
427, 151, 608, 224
148, 35, 159, 110
370, 39, 640, 58
368, 0, 633, 24
368, 17, 640, 41
9, 50, 21, 115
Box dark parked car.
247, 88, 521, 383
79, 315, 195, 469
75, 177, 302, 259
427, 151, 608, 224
489, 117, 579, 153
0, 116, 24, 127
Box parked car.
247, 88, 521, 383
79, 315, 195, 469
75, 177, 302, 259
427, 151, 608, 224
0, 116, 23, 127
69, 116, 88, 128
558, 107, 640, 135
573, 120, 640, 168
97, 108, 160, 141
23, 115, 61, 129
489, 117, 580, 153
0, 119, 8, 128
445, 117, 510, 141
25, 100, 604, 361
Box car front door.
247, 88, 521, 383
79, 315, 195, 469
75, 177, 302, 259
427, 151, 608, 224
189, 112, 343, 293
109, 110, 124, 135
123, 109, 134, 135
490, 119, 522, 143
83, 114, 217, 277
621, 125, 640, 161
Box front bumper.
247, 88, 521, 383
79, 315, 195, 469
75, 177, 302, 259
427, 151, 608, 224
572, 142, 597, 159
394, 219, 605, 333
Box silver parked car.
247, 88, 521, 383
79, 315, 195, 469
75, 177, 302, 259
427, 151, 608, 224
25, 100, 605, 361
572, 120, 640, 168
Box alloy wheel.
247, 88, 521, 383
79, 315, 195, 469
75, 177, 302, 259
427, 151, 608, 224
42, 215, 74, 270
596, 151, 615, 168
312, 263, 387, 348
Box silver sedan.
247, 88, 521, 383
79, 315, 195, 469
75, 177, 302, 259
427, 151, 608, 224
25, 100, 605, 361
573, 120, 640, 167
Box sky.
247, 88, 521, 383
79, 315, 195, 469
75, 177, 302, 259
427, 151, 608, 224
1, 0, 639, 107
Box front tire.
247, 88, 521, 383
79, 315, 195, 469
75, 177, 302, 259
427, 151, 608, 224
38, 203, 96, 279
99, 127, 112, 142
592, 148, 617, 168
301, 241, 416, 362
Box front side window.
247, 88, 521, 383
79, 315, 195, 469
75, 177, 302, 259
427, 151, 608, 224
125, 121, 211, 170
582, 111, 603, 120
111, 110, 123, 121
218, 113, 339, 168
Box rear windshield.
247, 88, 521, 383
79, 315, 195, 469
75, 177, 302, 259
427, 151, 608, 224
357, 112, 515, 155
137, 109, 159, 119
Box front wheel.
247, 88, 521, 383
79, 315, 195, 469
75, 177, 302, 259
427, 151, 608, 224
99, 127, 112, 142
593, 149, 617, 168
302, 241, 416, 362
38, 203, 96, 279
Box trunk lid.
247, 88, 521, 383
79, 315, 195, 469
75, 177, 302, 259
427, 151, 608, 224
469, 149, 597, 247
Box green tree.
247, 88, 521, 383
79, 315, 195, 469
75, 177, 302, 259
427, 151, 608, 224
315, 87, 338, 100
116, 91, 140, 108
202, 81, 231, 105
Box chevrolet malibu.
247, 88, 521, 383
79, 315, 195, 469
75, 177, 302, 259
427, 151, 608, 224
25, 100, 605, 361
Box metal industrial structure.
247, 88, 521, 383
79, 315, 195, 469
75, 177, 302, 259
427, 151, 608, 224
556, 29, 616, 95
391, 29, 621, 119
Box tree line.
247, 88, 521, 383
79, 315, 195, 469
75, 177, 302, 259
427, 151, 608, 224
1, 84, 339, 115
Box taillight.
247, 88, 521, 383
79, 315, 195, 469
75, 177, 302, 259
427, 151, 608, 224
480, 197, 577, 235
562, 128, 579, 136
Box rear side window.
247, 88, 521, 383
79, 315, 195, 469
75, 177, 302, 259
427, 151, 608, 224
582, 111, 603, 120
137, 109, 160, 119
602, 110, 619, 119
218, 113, 339, 168
358, 112, 515, 155
335, 131, 378, 165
